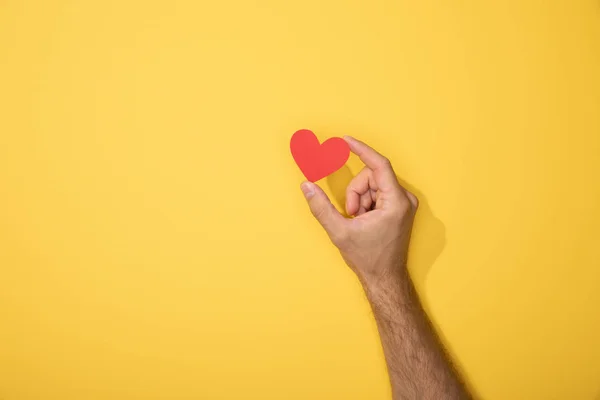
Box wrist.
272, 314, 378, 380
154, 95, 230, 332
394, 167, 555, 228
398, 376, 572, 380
360, 264, 410, 299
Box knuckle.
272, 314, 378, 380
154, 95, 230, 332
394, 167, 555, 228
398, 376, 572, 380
312, 205, 328, 221
409, 192, 419, 210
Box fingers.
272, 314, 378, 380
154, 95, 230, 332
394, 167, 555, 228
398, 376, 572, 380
405, 190, 419, 210
345, 167, 374, 216
301, 181, 347, 240
357, 192, 374, 216
343, 136, 399, 191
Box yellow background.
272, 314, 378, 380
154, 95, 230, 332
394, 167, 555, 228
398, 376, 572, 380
1, 1, 599, 399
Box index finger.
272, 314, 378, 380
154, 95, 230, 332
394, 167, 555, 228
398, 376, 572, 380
343, 136, 398, 189
344, 136, 389, 171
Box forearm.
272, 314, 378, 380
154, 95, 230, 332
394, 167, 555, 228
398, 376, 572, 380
363, 267, 470, 400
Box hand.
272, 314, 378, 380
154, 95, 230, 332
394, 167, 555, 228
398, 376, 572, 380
300, 136, 418, 286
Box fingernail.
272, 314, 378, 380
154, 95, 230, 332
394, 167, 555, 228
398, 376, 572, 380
301, 182, 315, 198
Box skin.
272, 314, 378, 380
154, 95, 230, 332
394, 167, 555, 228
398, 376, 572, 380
300, 136, 471, 400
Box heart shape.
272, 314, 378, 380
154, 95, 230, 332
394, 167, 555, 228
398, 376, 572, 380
290, 129, 350, 182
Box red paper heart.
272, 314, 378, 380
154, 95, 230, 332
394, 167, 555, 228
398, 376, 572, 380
290, 129, 350, 182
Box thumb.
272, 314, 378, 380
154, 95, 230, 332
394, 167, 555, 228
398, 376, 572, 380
301, 181, 346, 240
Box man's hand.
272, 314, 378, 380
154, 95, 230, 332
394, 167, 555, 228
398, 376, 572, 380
300, 135, 418, 286
300, 136, 470, 400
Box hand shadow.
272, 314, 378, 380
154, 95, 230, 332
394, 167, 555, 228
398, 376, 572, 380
325, 165, 446, 298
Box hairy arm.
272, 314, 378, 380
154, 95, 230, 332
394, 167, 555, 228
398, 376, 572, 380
364, 269, 469, 399
300, 135, 470, 399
